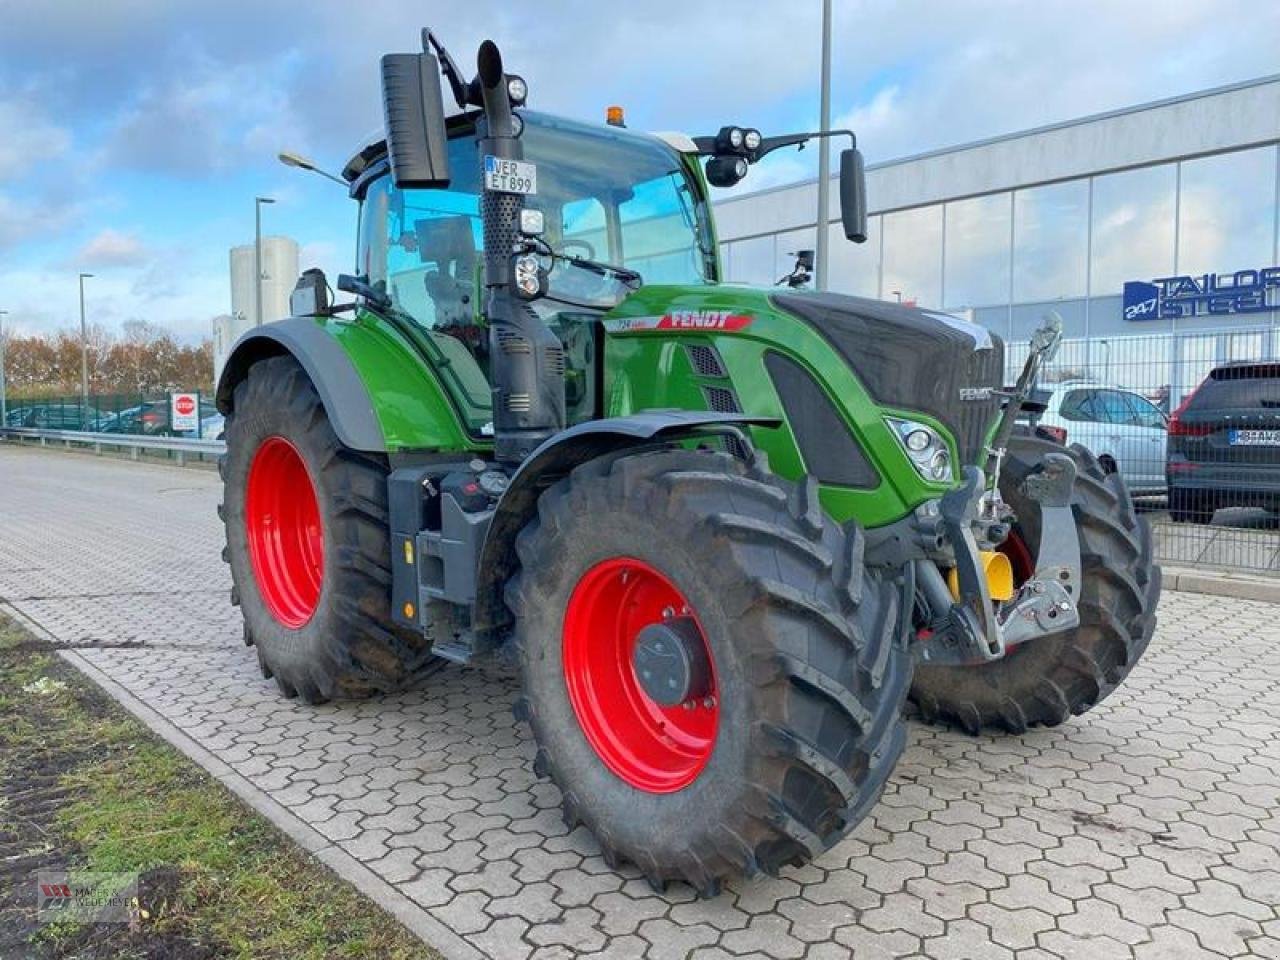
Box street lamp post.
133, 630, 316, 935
0, 309, 8, 428
78, 273, 93, 427
814, 0, 833, 291
254, 196, 276, 326
278, 151, 347, 187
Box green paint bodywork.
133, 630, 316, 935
320, 310, 488, 454
296, 281, 980, 526
602, 285, 969, 528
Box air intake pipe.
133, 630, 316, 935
475, 40, 565, 463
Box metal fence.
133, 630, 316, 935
1009, 324, 1280, 576
1, 392, 221, 439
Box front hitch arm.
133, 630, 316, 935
914, 453, 1081, 666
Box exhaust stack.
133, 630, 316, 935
474, 40, 565, 463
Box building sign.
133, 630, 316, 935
170, 392, 200, 433
1123, 267, 1280, 321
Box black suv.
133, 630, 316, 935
1167, 362, 1280, 522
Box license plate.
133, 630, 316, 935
484, 156, 537, 195
1228, 428, 1280, 446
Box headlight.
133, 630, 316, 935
728, 127, 744, 149
506, 75, 528, 104
743, 128, 762, 151
886, 417, 953, 483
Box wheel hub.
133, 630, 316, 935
562, 557, 718, 794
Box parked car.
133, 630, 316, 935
1035, 381, 1168, 495
94, 405, 145, 433
5, 403, 97, 430
1166, 362, 1280, 523
134, 400, 177, 436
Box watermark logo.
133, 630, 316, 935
37, 871, 138, 925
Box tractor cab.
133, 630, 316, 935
346, 111, 719, 429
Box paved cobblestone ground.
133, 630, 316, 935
2, 444, 1279, 959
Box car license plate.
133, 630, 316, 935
1228, 428, 1280, 446
484, 156, 537, 195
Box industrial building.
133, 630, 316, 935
714, 74, 1280, 399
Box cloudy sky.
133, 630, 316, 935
2, 0, 1277, 341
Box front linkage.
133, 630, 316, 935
875, 314, 1084, 667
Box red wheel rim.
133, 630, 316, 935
245, 437, 323, 628
562, 557, 718, 793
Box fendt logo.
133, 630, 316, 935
658, 311, 752, 330
604, 312, 754, 334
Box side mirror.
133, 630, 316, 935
381, 52, 451, 189
839, 148, 868, 243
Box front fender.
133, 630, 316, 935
472, 410, 779, 636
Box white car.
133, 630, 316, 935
1036, 381, 1168, 495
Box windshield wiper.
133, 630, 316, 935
527, 238, 643, 290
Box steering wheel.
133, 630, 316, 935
560, 238, 597, 261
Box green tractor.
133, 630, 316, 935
216, 30, 1160, 894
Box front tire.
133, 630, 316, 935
220, 355, 442, 703
507, 448, 912, 894
910, 435, 1161, 734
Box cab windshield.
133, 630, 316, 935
357, 111, 716, 326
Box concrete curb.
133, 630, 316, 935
0, 603, 482, 960
1162, 565, 1280, 604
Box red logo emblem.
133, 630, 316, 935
656, 311, 752, 331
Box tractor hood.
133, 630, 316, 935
603, 285, 1005, 466
770, 291, 1005, 465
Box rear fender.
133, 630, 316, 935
216, 316, 482, 454
472, 411, 780, 636
216, 318, 385, 451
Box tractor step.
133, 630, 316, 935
429, 636, 476, 664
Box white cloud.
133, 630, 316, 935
0, 97, 71, 179
74, 229, 149, 268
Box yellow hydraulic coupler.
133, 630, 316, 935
947, 551, 1015, 603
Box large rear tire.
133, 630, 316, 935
220, 355, 443, 703
910, 435, 1161, 734
507, 448, 912, 894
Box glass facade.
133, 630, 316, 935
718, 143, 1280, 331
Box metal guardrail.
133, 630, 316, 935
0, 427, 224, 464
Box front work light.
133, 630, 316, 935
705, 154, 749, 187
506, 75, 528, 104
886, 417, 953, 484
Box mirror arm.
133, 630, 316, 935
691, 128, 857, 164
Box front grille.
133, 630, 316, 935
948, 347, 1003, 464
703, 386, 741, 413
